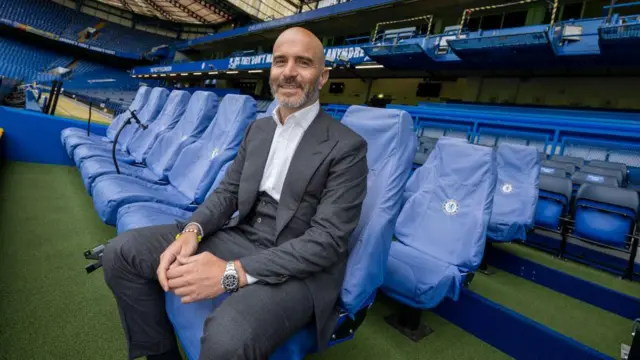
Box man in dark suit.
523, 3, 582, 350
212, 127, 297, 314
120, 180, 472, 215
102, 27, 368, 360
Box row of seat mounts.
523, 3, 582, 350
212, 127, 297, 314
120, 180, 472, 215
60, 86, 639, 358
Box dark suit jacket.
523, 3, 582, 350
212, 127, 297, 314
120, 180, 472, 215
188, 109, 368, 349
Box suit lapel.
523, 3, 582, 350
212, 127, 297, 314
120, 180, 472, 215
238, 119, 276, 220
275, 111, 336, 236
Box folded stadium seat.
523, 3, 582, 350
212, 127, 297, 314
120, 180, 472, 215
77, 90, 194, 192
587, 160, 628, 182
90, 94, 256, 225
551, 155, 585, 169
571, 171, 618, 195
487, 143, 540, 242
572, 184, 639, 249
61, 87, 151, 156
540, 168, 568, 178
381, 137, 496, 339
541, 160, 576, 176
72, 87, 170, 165
535, 174, 573, 230
580, 165, 623, 187
265, 99, 279, 115
161, 105, 416, 360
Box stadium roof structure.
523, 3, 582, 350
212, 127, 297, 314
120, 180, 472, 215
94, 0, 323, 24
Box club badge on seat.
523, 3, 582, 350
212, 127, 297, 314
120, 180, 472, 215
442, 199, 459, 216
501, 183, 513, 194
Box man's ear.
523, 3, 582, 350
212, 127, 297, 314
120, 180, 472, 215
317, 67, 330, 90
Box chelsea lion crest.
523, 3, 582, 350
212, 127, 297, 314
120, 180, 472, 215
442, 199, 459, 216
501, 183, 513, 194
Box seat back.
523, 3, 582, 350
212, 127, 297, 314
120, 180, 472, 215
574, 184, 639, 247
540, 167, 568, 178
128, 90, 190, 163
581, 165, 623, 186
144, 91, 219, 179
535, 174, 572, 229
118, 87, 170, 152
487, 143, 540, 242
395, 137, 497, 273
551, 155, 584, 169
106, 87, 151, 141
587, 160, 627, 180
168, 94, 256, 204
571, 171, 618, 188
339, 106, 416, 315
541, 160, 576, 175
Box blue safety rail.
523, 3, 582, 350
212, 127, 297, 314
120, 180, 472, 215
416, 102, 640, 122
447, 25, 555, 66
599, 14, 640, 59
387, 104, 640, 185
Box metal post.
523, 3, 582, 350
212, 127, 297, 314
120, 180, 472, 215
50, 81, 62, 115
607, 0, 617, 24
623, 224, 638, 281
87, 102, 92, 136
549, 0, 559, 27
44, 81, 56, 114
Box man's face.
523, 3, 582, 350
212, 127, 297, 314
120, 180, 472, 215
269, 33, 327, 109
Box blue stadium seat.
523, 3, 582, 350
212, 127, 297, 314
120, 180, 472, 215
487, 143, 540, 242
77, 90, 193, 192
572, 184, 639, 249
540, 167, 568, 178
61, 87, 151, 156
551, 155, 585, 169
580, 165, 624, 186
382, 137, 496, 310
115, 163, 231, 234
90, 94, 256, 225
534, 174, 573, 230
163, 105, 416, 360
72, 87, 169, 165
541, 160, 576, 176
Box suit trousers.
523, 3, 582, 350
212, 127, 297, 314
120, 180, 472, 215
102, 223, 314, 360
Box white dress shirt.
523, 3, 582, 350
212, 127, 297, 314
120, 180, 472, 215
243, 100, 319, 285
259, 100, 320, 201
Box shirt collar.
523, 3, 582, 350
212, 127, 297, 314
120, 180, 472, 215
271, 100, 320, 131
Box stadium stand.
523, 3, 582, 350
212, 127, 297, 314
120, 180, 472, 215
0, 0, 173, 55
0, 36, 63, 82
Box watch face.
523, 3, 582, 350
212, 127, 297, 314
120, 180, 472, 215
222, 273, 239, 291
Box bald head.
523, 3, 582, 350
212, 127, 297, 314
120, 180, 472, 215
270, 27, 329, 113
273, 27, 325, 66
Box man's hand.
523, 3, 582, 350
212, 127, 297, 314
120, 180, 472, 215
166, 252, 227, 303
157, 232, 198, 292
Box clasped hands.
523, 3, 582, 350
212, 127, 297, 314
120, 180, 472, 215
156, 232, 247, 304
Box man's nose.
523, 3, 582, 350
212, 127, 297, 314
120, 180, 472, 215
282, 61, 299, 78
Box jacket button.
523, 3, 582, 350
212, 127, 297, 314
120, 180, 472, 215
257, 217, 262, 223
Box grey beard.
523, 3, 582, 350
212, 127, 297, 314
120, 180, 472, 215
270, 79, 320, 109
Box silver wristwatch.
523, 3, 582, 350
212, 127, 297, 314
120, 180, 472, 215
221, 261, 239, 293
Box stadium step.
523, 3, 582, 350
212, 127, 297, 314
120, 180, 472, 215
470, 258, 633, 358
